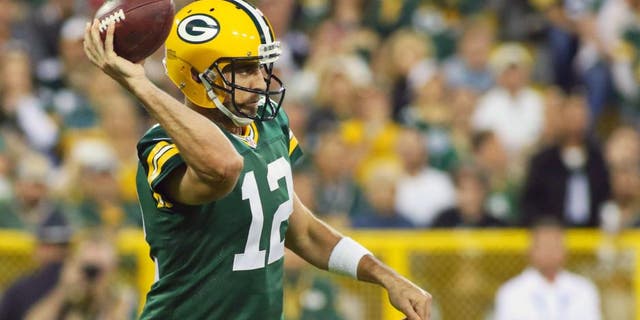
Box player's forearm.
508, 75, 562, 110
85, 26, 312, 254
126, 76, 243, 181
356, 254, 402, 287
285, 194, 342, 269
286, 216, 341, 270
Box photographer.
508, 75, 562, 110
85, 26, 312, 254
0, 210, 72, 320
25, 232, 137, 320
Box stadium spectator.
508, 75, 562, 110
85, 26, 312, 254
309, 129, 360, 224
24, 232, 137, 320
377, 29, 435, 120
283, 249, 348, 320
471, 130, 520, 223
521, 93, 611, 227
394, 127, 456, 227
494, 216, 601, 320
400, 73, 460, 172
0, 46, 59, 155
351, 161, 414, 229
537, 0, 614, 123
27, 0, 77, 85
62, 139, 141, 230
83, 1, 432, 319
432, 165, 505, 228
538, 86, 566, 147
0, 153, 56, 230
442, 16, 495, 93
472, 42, 545, 164
448, 88, 479, 161
605, 124, 640, 171
306, 54, 371, 142
596, 0, 640, 119
0, 210, 72, 320
341, 84, 402, 184
599, 126, 640, 230
44, 16, 100, 133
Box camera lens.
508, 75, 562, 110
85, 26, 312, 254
82, 264, 102, 281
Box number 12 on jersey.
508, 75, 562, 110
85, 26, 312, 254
233, 157, 293, 271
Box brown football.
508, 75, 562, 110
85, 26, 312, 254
95, 0, 175, 62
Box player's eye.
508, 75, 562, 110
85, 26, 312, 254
234, 63, 260, 75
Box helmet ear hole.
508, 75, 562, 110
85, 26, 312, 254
191, 68, 202, 83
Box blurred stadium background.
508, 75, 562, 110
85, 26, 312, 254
0, 0, 639, 319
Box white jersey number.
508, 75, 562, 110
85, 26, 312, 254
233, 157, 293, 271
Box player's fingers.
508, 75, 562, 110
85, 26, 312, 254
90, 19, 104, 55
83, 22, 93, 56
83, 39, 98, 63
400, 302, 421, 320
105, 21, 115, 56
83, 23, 101, 64
415, 293, 431, 319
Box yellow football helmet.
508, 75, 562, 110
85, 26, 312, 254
164, 0, 285, 126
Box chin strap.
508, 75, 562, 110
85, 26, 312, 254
199, 73, 254, 127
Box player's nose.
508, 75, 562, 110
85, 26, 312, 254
247, 68, 267, 91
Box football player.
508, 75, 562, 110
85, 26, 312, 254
83, 0, 432, 319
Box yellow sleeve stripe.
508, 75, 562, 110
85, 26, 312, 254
153, 192, 173, 208
146, 141, 179, 186
288, 131, 299, 156
251, 122, 259, 144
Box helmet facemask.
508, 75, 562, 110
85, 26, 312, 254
198, 42, 286, 125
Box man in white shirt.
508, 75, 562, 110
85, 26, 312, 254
472, 43, 544, 161
494, 216, 601, 320
394, 128, 456, 227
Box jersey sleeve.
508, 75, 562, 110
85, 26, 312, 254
137, 126, 185, 200
276, 109, 303, 165
288, 128, 303, 164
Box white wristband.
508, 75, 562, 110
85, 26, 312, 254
328, 237, 371, 279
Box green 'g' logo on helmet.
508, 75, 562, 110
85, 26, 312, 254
177, 14, 220, 44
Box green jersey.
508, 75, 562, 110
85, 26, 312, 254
136, 110, 303, 320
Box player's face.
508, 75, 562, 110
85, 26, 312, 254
222, 61, 266, 118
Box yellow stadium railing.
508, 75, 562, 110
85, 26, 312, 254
349, 229, 640, 320
1, 229, 639, 320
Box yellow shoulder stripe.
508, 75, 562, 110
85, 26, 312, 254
146, 141, 179, 186
288, 131, 299, 156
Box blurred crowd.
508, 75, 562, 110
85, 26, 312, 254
0, 0, 637, 235
0, 0, 636, 319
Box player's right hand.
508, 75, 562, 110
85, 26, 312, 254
83, 20, 146, 85
385, 275, 432, 320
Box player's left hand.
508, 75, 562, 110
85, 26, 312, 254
385, 276, 432, 320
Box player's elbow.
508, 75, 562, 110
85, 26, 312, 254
211, 153, 244, 193
221, 154, 244, 186
191, 154, 243, 200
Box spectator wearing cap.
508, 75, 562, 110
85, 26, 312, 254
61, 139, 141, 230
471, 42, 545, 167
0, 210, 73, 320
42, 16, 100, 131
